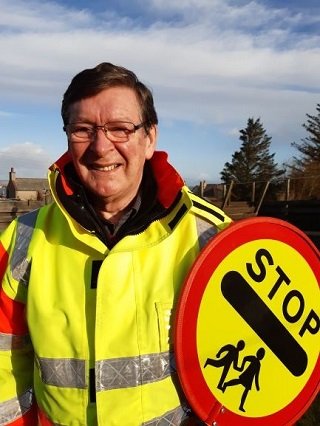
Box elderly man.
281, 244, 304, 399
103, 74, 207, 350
0, 62, 231, 425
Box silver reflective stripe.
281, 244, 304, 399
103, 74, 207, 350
196, 216, 217, 250
96, 352, 171, 391
0, 331, 31, 350
11, 210, 38, 285
143, 406, 185, 426
0, 388, 33, 424
37, 357, 86, 388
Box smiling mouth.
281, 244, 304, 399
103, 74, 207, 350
92, 164, 120, 172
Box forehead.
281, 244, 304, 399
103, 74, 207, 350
68, 86, 141, 121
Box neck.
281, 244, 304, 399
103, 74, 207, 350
92, 194, 137, 224
98, 203, 132, 224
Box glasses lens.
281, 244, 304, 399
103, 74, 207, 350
68, 124, 94, 140
107, 122, 135, 142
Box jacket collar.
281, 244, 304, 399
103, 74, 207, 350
49, 151, 185, 247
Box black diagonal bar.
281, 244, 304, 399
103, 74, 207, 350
221, 270, 308, 377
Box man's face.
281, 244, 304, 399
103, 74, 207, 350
67, 86, 157, 210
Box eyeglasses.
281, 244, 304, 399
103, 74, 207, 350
64, 121, 145, 143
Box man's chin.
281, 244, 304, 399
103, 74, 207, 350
87, 183, 123, 200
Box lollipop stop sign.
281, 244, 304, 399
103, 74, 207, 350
175, 217, 320, 426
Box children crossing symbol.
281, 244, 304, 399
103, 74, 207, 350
204, 341, 265, 412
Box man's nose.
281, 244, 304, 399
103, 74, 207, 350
90, 127, 115, 152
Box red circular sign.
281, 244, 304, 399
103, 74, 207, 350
175, 217, 320, 425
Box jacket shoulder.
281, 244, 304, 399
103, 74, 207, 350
182, 187, 232, 231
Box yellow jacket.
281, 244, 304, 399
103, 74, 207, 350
0, 151, 231, 425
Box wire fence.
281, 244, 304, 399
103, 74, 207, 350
194, 175, 320, 206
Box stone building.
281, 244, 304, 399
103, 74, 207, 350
6, 167, 50, 201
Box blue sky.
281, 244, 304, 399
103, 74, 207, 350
0, 0, 319, 185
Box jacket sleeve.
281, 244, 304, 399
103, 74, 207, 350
0, 223, 37, 425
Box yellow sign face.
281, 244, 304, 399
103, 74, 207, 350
197, 239, 320, 417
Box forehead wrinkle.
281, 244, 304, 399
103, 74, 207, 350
68, 87, 142, 125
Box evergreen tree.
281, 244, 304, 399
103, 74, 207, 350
289, 104, 320, 199
221, 117, 284, 201
291, 103, 320, 170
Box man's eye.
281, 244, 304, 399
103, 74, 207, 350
109, 125, 130, 133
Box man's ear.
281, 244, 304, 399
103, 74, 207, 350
145, 125, 158, 160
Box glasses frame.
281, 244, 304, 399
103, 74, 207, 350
64, 121, 146, 143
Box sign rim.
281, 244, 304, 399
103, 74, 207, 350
174, 217, 320, 425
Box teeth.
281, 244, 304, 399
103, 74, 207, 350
95, 164, 118, 171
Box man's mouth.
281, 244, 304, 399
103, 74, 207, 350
92, 164, 120, 171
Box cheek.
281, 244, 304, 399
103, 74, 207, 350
133, 138, 155, 162
68, 144, 86, 163
117, 144, 140, 164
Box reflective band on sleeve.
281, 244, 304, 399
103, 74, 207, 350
142, 406, 185, 426
96, 351, 171, 391
0, 331, 31, 350
192, 200, 226, 222
11, 210, 38, 285
37, 357, 86, 389
0, 388, 33, 424
196, 217, 217, 250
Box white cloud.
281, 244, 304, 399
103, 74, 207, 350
0, 0, 319, 98
0, 143, 54, 179
0, 0, 319, 180
0, 0, 93, 32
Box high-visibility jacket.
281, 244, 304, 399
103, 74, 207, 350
0, 151, 231, 426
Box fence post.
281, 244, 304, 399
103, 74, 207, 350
251, 181, 256, 204
222, 181, 234, 210
286, 179, 291, 201
200, 180, 205, 197
254, 180, 270, 215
